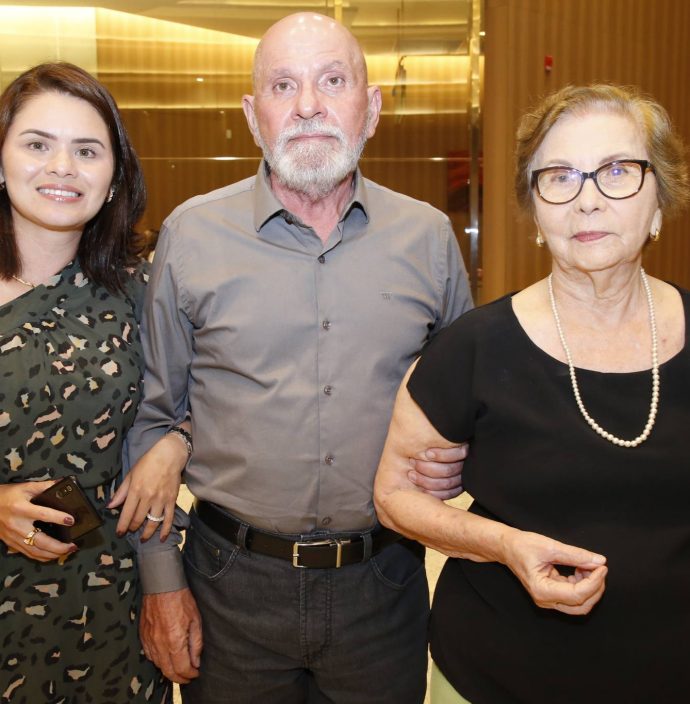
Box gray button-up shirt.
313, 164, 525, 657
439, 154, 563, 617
128, 163, 472, 593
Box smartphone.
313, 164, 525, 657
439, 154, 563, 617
31, 475, 104, 542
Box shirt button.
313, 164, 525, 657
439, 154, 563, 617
322, 320, 331, 330
325, 454, 335, 465
324, 385, 333, 395
322, 517, 332, 526
318, 255, 326, 264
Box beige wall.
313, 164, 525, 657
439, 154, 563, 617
482, 0, 690, 303
0, 6, 98, 79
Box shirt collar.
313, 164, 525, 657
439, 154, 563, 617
253, 160, 370, 233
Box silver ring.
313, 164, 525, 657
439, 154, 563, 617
146, 512, 165, 523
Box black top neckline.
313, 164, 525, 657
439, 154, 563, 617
506, 283, 689, 376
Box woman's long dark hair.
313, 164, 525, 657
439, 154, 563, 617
0, 62, 146, 293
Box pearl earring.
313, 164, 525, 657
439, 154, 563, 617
536, 231, 545, 247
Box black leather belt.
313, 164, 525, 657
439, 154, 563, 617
194, 500, 401, 569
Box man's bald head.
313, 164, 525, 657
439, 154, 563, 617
252, 13, 368, 90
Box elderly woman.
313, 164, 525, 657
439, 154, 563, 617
375, 84, 690, 704
0, 63, 188, 703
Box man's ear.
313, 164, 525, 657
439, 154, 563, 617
365, 85, 382, 139
242, 95, 262, 148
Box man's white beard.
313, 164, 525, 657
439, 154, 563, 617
259, 116, 369, 200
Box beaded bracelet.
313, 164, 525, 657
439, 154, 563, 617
166, 425, 193, 458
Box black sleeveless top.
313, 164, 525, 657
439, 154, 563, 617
408, 287, 690, 704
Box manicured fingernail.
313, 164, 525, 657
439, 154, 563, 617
63, 516, 74, 526
68, 545, 79, 553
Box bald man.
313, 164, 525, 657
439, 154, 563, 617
127, 12, 472, 703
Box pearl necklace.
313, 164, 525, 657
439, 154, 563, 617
547, 268, 659, 448
12, 274, 35, 288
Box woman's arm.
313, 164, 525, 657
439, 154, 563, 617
109, 419, 191, 541
375, 363, 512, 562
374, 362, 608, 616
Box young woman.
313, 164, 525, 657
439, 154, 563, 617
0, 62, 183, 703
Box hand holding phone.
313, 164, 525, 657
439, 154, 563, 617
31, 475, 104, 542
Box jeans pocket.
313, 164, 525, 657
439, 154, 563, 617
370, 539, 426, 591
183, 523, 240, 581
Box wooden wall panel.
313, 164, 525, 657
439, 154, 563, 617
483, 0, 690, 302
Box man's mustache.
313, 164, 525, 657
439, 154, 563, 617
279, 121, 346, 144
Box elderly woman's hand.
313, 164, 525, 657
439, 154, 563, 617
503, 529, 608, 615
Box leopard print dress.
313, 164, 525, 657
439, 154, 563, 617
0, 260, 171, 704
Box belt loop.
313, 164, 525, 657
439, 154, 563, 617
236, 522, 250, 553
361, 531, 373, 562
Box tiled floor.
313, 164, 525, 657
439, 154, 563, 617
171, 487, 471, 703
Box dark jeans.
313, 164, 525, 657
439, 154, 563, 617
181, 509, 430, 704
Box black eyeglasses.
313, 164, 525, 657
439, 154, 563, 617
531, 159, 655, 205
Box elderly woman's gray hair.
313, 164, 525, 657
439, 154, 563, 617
515, 84, 689, 217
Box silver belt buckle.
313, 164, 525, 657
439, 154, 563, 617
292, 538, 351, 568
